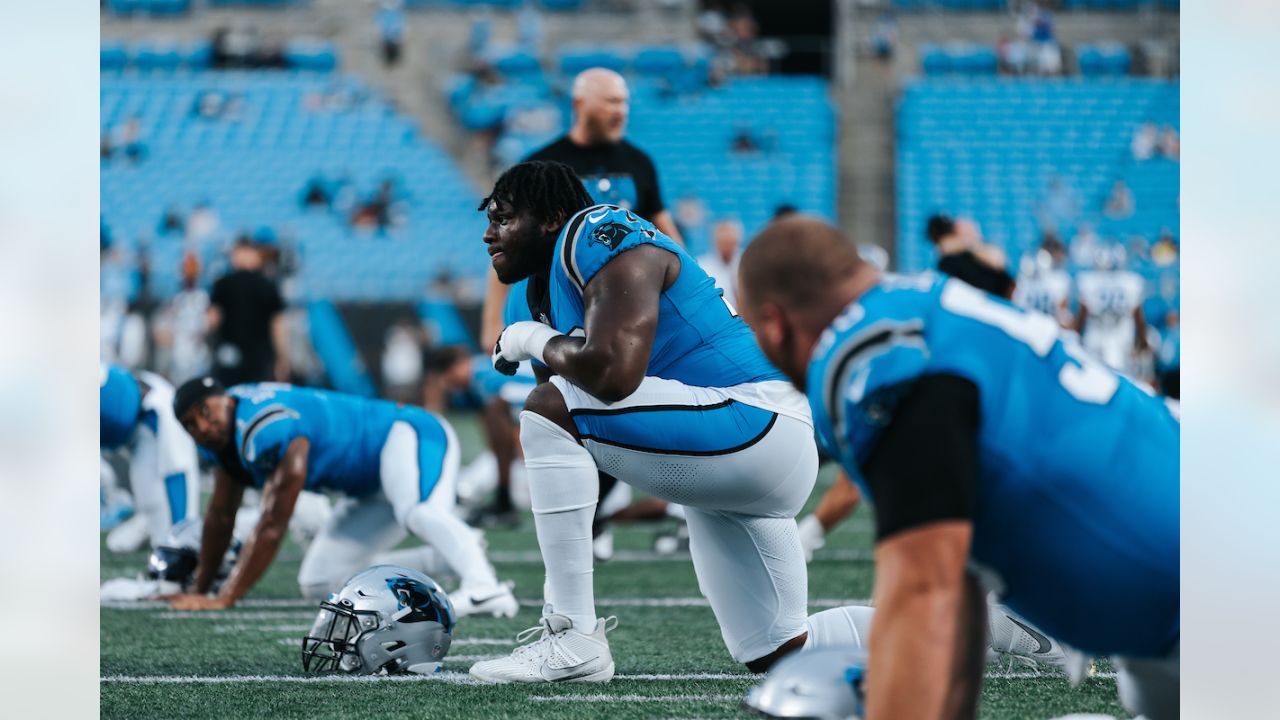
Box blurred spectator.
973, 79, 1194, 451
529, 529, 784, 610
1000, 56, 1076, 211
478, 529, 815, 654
696, 1, 733, 48
154, 253, 211, 384
210, 27, 286, 70
730, 125, 762, 154
301, 174, 332, 209
1069, 223, 1101, 268
186, 201, 221, 244
697, 219, 744, 306
422, 345, 473, 415
1104, 179, 1136, 219
1152, 229, 1179, 267
1030, 4, 1054, 44
1036, 175, 1081, 234
1159, 125, 1180, 160
376, 0, 405, 68
926, 213, 1014, 299
193, 90, 246, 121
1132, 122, 1159, 161
351, 178, 403, 231
109, 115, 147, 164
381, 319, 425, 404
727, 3, 764, 74
158, 205, 185, 237
998, 34, 1031, 75
208, 239, 289, 386
1035, 41, 1062, 76
871, 13, 898, 61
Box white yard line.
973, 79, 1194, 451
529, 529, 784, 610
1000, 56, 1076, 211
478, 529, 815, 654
487, 549, 873, 563
527, 694, 740, 703
110, 597, 873, 613
101, 669, 1102, 685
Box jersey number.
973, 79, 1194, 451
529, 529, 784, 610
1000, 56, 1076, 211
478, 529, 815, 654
941, 282, 1118, 405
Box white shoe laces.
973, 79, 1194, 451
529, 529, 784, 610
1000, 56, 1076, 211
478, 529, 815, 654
506, 615, 618, 663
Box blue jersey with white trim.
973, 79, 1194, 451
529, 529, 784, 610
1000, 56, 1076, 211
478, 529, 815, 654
807, 273, 1179, 657
547, 204, 783, 388
101, 363, 142, 449
229, 384, 410, 496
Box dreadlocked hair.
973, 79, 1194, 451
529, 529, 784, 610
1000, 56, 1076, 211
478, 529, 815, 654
478, 161, 595, 230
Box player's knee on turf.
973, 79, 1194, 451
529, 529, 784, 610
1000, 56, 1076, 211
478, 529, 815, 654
744, 633, 808, 673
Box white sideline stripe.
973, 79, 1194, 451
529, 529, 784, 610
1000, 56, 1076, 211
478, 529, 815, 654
101, 670, 1102, 685
100, 672, 751, 685
528, 694, 739, 703
489, 549, 873, 563
115, 597, 874, 614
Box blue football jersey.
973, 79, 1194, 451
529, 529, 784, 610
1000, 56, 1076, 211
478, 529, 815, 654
101, 363, 142, 449
545, 204, 783, 388
807, 273, 1179, 657
229, 384, 405, 496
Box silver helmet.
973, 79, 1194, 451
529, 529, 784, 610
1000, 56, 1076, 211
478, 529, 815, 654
146, 519, 241, 593
744, 645, 868, 720
302, 565, 455, 676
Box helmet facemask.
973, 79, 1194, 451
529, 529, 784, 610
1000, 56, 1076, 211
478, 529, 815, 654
301, 599, 381, 674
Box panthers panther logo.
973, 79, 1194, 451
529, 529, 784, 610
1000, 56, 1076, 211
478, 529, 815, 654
386, 576, 453, 630
590, 222, 632, 250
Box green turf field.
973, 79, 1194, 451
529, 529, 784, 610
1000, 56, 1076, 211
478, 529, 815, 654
101, 413, 1127, 719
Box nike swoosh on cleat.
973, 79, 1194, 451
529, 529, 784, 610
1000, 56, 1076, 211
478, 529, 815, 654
540, 660, 596, 681
467, 591, 509, 606
1008, 617, 1053, 655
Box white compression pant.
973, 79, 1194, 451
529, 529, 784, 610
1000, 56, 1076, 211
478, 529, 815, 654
109, 375, 199, 549
297, 417, 498, 599
543, 375, 821, 662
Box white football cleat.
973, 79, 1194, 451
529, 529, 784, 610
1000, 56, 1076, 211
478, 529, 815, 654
988, 605, 1066, 669
451, 581, 519, 619
469, 607, 618, 683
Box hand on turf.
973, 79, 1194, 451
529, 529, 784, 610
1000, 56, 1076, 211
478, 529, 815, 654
492, 321, 561, 375
166, 593, 234, 611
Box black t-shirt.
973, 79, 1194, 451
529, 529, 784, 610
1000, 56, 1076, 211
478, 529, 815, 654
861, 374, 980, 541
209, 269, 284, 383
525, 136, 666, 220
938, 251, 1015, 299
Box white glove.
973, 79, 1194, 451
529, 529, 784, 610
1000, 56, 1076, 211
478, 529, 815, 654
797, 514, 826, 563
492, 321, 562, 375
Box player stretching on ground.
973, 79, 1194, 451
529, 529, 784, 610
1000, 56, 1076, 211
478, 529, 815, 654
100, 363, 199, 553
469, 161, 875, 683
738, 217, 1178, 719
165, 378, 516, 617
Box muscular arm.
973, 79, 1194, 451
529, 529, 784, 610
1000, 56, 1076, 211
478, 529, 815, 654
191, 468, 244, 594
540, 245, 674, 402
217, 436, 309, 605
651, 210, 684, 248
481, 267, 512, 352
868, 523, 985, 720
859, 374, 985, 719
814, 469, 862, 532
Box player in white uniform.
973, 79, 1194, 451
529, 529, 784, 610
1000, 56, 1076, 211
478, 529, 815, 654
1013, 249, 1072, 327
1074, 244, 1149, 375
100, 363, 200, 553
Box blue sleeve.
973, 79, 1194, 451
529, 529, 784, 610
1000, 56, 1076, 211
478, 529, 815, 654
821, 326, 931, 468
561, 205, 678, 290
239, 405, 302, 481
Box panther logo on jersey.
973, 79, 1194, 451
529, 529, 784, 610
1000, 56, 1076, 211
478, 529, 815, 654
590, 222, 632, 250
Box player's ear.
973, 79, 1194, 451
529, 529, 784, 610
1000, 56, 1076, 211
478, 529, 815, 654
542, 210, 567, 235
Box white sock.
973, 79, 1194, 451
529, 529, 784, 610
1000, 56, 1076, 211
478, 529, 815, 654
405, 504, 499, 589
520, 410, 599, 631
805, 605, 876, 649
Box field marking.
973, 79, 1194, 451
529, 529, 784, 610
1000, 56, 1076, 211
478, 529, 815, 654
110, 597, 873, 614
527, 694, 739, 703
101, 669, 1104, 685
488, 548, 873, 563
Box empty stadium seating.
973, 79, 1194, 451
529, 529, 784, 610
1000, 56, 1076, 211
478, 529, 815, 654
896, 78, 1179, 273
101, 68, 489, 301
